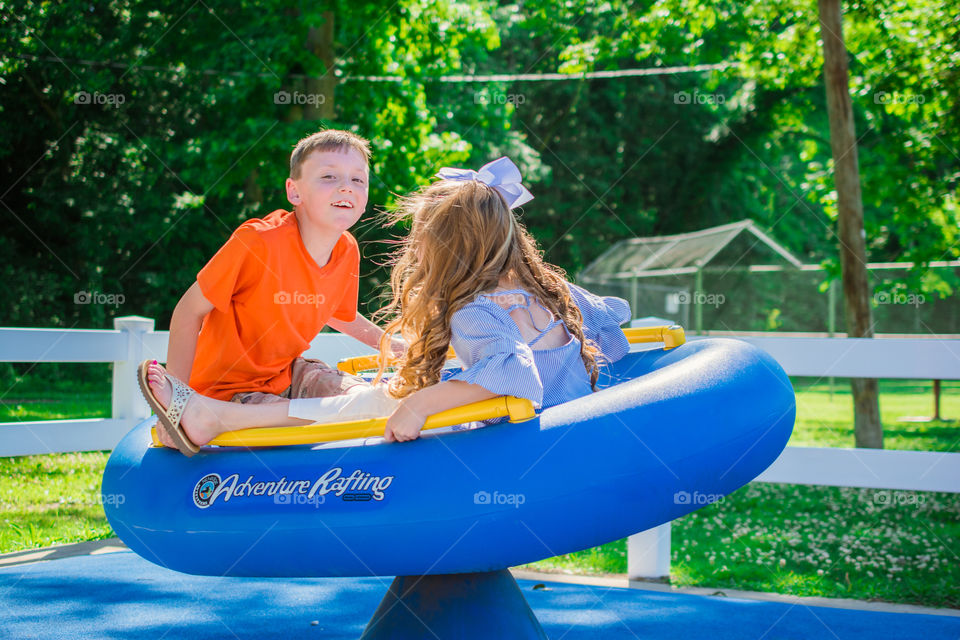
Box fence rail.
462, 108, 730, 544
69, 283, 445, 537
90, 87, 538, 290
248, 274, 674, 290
0, 316, 377, 457
689, 333, 960, 380
1, 317, 958, 579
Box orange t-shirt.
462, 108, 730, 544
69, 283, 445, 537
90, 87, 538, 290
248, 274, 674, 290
190, 209, 359, 400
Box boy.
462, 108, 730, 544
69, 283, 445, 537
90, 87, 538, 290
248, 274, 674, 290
163, 130, 384, 440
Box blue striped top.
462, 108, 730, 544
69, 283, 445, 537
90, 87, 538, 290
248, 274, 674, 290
447, 282, 631, 409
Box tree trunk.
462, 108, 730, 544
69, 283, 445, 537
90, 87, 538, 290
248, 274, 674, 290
818, 0, 883, 448
306, 11, 336, 121
244, 168, 263, 207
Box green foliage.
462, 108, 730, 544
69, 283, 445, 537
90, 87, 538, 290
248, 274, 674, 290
1, 0, 957, 330
532, 0, 958, 282
0, 0, 511, 327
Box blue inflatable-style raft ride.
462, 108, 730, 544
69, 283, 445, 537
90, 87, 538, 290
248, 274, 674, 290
102, 333, 794, 638
104, 336, 794, 576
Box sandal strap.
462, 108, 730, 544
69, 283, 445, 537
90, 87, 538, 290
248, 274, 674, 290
164, 375, 194, 430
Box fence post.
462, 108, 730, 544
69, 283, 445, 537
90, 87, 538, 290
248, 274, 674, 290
627, 522, 672, 580
112, 316, 154, 422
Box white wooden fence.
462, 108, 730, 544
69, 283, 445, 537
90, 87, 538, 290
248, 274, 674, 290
626, 330, 960, 579
1, 316, 958, 579
0, 316, 378, 457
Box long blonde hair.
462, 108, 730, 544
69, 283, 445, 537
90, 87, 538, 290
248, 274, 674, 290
375, 178, 600, 398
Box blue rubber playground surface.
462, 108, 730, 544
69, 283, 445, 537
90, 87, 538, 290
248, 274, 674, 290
1, 551, 957, 639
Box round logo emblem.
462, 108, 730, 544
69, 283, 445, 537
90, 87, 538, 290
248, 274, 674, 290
193, 473, 221, 509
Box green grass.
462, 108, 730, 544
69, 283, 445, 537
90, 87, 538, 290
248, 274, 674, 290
0, 363, 111, 422
1, 370, 958, 608
0, 452, 114, 552
521, 484, 960, 608
787, 378, 959, 451
0, 365, 114, 551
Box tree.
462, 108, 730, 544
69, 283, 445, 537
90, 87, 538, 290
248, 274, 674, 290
818, 0, 882, 448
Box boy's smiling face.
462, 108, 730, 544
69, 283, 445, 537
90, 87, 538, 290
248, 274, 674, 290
286, 147, 369, 235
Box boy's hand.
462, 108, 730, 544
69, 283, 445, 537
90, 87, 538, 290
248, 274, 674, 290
383, 400, 426, 443
327, 314, 387, 351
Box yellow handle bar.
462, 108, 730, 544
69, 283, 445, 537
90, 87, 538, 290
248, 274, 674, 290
337, 346, 458, 375
150, 395, 536, 449
336, 353, 385, 375
623, 325, 685, 350
336, 324, 685, 374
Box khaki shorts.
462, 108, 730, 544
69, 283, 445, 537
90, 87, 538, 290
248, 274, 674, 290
231, 357, 369, 405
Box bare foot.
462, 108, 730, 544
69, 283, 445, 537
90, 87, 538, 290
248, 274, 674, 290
146, 363, 223, 446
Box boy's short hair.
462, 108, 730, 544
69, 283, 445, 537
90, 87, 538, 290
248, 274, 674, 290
290, 130, 371, 179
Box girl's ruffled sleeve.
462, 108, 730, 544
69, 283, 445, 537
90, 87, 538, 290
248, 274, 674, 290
447, 303, 544, 408
568, 282, 631, 363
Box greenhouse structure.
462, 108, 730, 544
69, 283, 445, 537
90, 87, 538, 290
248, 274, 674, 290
578, 220, 959, 335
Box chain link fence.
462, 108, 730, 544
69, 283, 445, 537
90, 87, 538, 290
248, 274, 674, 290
580, 263, 960, 335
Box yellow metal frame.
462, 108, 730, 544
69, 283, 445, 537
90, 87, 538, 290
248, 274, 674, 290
335, 346, 457, 376
149, 324, 684, 449
150, 395, 536, 449
336, 325, 685, 375
622, 325, 686, 350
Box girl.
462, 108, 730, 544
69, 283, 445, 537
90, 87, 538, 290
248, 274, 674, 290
142, 157, 630, 455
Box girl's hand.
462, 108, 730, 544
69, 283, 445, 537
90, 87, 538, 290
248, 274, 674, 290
381, 381, 496, 443
383, 400, 426, 443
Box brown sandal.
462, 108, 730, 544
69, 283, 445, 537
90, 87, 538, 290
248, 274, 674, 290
137, 360, 201, 457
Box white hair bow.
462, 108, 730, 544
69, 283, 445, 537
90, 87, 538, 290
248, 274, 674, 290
435, 156, 534, 209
